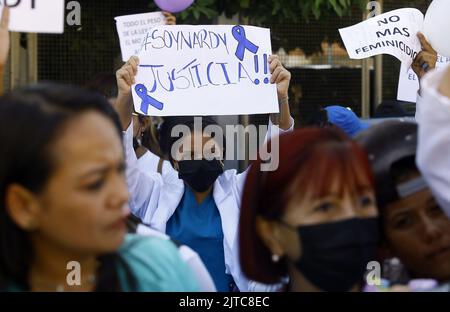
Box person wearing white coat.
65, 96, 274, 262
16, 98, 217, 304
115, 55, 294, 292
416, 64, 450, 219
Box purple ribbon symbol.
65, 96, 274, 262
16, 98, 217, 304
135, 84, 164, 113
232, 25, 259, 61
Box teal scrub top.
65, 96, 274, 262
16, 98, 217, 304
6, 234, 199, 292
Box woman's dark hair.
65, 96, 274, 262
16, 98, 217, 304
134, 115, 166, 159
304, 106, 333, 128
0, 83, 135, 291
158, 116, 225, 162
239, 128, 374, 284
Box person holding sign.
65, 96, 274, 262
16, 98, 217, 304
411, 32, 438, 99
115, 55, 294, 292
411, 33, 439, 120
392, 32, 438, 108
411, 33, 437, 81
0, 6, 9, 96
163, 11, 176, 25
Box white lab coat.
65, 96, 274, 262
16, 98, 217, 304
123, 118, 294, 291
416, 64, 450, 218
136, 150, 172, 177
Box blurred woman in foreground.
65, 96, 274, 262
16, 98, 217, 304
0, 84, 198, 291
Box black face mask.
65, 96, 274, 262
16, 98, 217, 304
177, 159, 224, 192
286, 217, 379, 292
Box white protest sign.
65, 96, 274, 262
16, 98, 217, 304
115, 12, 165, 62
339, 8, 424, 68
397, 54, 450, 102
0, 0, 65, 33
132, 25, 278, 116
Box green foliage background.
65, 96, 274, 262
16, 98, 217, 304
149, 0, 368, 23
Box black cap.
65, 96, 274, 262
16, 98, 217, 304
356, 120, 418, 208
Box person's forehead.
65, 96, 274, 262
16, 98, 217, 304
51, 112, 123, 168
385, 188, 434, 216
179, 131, 214, 145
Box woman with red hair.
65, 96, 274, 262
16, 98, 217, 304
239, 128, 380, 292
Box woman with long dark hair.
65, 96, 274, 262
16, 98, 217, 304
114, 55, 294, 291
0, 83, 198, 291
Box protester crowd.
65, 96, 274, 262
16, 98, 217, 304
0, 6, 449, 292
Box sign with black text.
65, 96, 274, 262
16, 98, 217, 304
0, 0, 65, 33
339, 8, 424, 68
131, 25, 278, 116
115, 12, 166, 62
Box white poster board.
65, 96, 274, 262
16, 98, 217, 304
397, 54, 450, 102
132, 25, 278, 116
339, 8, 424, 68
0, 0, 65, 33
115, 11, 165, 62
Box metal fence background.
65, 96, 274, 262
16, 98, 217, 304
33, 0, 433, 126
